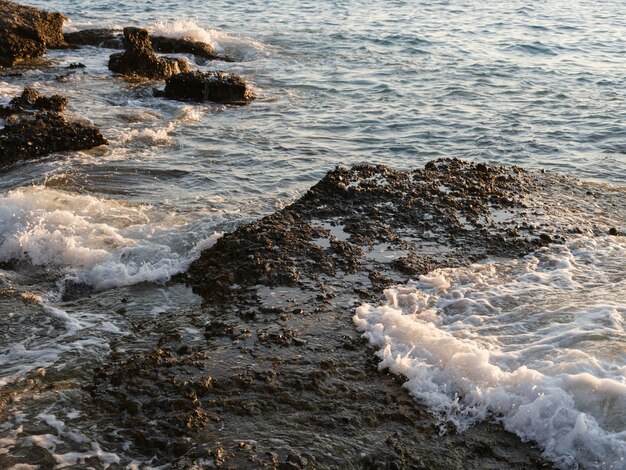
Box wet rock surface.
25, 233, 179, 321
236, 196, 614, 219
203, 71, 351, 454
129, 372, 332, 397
0, 0, 66, 66
4, 86, 68, 114
151, 36, 222, 62
108, 27, 190, 79
82, 159, 626, 468
157, 70, 254, 104
0, 113, 107, 165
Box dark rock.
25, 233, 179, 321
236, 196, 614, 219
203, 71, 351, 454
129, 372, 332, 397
609, 227, 619, 236
9, 87, 68, 113
0, 113, 107, 165
64, 28, 124, 49
0, 0, 66, 66
67, 62, 85, 69
65, 28, 232, 62
159, 70, 254, 104
150, 36, 219, 61
108, 27, 190, 79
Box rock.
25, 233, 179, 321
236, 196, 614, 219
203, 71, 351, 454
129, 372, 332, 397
0, 113, 107, 165
108, 27, 190, 79
159, 71, 254, 104
150, 36, 220, 61
0, 0, 66, 66
65, 28, 230, 62
9, 87, 68, 113
609, 227, 619, 236
64, 28, 124, 49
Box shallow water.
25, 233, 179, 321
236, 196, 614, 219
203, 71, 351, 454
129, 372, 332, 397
1, 0, 625, 468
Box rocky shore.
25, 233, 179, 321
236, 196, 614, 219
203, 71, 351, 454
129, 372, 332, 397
0, 2, 253, 168
79, 160, 620, 468
1, 2, 623, 469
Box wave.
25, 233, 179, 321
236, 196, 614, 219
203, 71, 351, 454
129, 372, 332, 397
355, 236, 626, 469
151, 19, 271, 61
0, 186, 222, 291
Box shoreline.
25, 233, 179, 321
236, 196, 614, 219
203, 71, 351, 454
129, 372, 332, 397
1, 1, 625, 468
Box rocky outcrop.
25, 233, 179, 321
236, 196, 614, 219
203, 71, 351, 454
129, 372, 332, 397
86, 160, 626, 468
9, 87, 68, 113
0, 0, 66, 66
0, 114, 107, 165
65, 28, 229, 62
64, 28, 123, 49
157, 70, 254, 104
108, 27, 190, 79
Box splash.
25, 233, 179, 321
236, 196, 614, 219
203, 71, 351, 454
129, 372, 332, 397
355, 236, 626, 469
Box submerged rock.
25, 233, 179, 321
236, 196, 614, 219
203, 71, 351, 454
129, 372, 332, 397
0, 0, 66, 66
158, 70, 254, 104
64, 28, 123, 49
0, 113, 107, 165
108, 27, 190, 79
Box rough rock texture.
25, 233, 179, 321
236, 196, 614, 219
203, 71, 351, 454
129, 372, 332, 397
64, 28, 123, 49
159, 70, 254, 104
78, 159, 626, 468
8, 87, 68, 113
0, 0, 66, 66
0, 113, 107, 165
108, 27, 190, 79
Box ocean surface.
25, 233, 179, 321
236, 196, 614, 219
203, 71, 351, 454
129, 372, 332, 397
0, 0, 624, 468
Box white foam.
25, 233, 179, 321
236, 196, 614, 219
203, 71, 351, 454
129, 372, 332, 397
0, 186, 222, 290
355, 236, 626, 470
151, 19, 270, 60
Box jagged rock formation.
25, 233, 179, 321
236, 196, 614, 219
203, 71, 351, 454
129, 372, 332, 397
0, 0, 66, 66
6, 87, 68, 113
108, 27, 190, 79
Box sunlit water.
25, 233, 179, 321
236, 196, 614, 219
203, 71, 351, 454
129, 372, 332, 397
0, 0, 625, 468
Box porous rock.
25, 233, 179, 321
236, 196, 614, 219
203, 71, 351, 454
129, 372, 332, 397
108, 27, 190, 79
9, 87, 68, 113
159, 70, 254, 104
0, 0, 66, 66
0, 113, 107, 165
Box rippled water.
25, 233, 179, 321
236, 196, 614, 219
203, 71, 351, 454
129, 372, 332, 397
1, 0, 625, 468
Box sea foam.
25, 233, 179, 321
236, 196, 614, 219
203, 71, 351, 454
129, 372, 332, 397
354, 236, 626, 470
151, 19, 270, 60
0, 186, 222, 291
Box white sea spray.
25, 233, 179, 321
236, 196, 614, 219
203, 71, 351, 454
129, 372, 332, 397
355, 236, 626, 469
